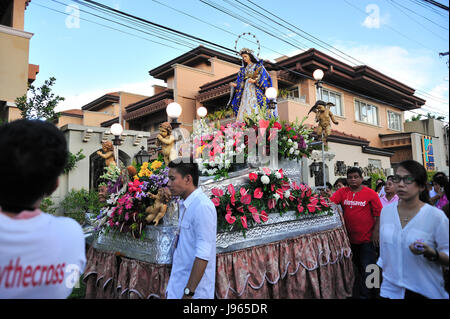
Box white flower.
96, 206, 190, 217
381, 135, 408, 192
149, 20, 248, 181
274, 193, 280, 201
288, 139, 293, 144
289, 147, 295, 154
284, 190, 291, 198
209, 161, 216, 167
293, 143, 298, 149
261, 175, 270, 184
294, 150, 300, 156
202, 168, 208, 174
275, 172, 282, 179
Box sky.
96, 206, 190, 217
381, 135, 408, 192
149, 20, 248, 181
24, 0, 449, 121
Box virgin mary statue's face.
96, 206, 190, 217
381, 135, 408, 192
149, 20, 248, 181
241, 53, 251, 64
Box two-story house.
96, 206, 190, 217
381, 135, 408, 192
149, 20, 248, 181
0, 0, 39, 123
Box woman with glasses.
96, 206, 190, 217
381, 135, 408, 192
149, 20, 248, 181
377, 160, 449, 299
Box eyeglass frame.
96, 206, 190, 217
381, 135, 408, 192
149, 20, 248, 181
392, 174, 416, 184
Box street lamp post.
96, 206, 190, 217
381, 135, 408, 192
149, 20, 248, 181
166, 102, 182, 130
110, 123, 123, 167
313, 69, 327, 189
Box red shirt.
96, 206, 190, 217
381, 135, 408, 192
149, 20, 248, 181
330, 186, 382, 244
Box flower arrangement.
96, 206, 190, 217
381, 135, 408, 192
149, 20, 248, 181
192, 104, 316, 180
210, 167, 332, 236
277, 118, 315, 161
94, 158, 169, 239
192, 119, 247, 180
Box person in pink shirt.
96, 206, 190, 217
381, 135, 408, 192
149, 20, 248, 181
379, 175, 399, 207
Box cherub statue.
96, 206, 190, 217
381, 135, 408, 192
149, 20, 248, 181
156, 122, 177, 165
97, 141, 116, 167
308, 101, 339, 144
145, 187, 172, 226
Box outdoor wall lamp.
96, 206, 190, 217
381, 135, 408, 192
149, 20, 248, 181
135, 146, 150, 166
265, 87, 278, 109
166, 102, 182, 130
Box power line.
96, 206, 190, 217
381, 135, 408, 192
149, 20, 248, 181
34, 0, 448, 121
79, 0, 237, 55
409, 0, 449, 18
390, 0, 449, 31
421, 0, 450, 11
387, 0, 449, 40
32, 1, 192, 51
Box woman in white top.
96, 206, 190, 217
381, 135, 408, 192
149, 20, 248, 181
377, 160, 449, 299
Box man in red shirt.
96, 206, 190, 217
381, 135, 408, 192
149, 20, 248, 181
330, 167, 382, 299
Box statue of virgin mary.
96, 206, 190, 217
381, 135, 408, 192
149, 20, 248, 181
230, 48, 277, 122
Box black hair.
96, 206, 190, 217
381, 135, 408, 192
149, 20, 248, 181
333, 178, 348, 188
432, 174, 449, 199
326, 182, 332, 190
0, 119, 68, 212
347, 166, 363, 177
396, 160, 430, 204
433, 171, 446, 179
168, 157, 199, 187
375, 181, 385, 193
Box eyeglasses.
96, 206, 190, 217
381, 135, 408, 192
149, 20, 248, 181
392, 175, 415, 184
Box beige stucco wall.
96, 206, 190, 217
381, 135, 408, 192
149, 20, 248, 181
173, 58, 241, 131
280, 79, 406, 148
82, 110, 116, 127
57, 115, 83, 127
0, 25, 32, 103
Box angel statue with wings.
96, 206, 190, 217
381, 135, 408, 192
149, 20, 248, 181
229, 46, 276, 122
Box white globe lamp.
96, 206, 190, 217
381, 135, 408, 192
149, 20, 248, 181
313, 69, 324, 81
197, 106, 207, 118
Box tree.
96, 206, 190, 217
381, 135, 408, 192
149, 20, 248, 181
15, 77, 64, 122
426, 112, 445, 121
406, 114, 422, 122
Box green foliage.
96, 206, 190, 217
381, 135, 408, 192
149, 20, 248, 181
60, 189, 103, 225
370, 171, 386, 190
64, 149, 86, 174
98, 163, 121, 186
15, 77, 64, 122
406, 114, 422, 122
206, 107, 234, 122
39, 197, 58, 216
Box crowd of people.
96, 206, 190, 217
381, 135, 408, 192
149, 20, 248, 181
0, 119, 448, 299
326, 164, 449, 299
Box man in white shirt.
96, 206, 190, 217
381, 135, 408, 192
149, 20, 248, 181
165, 158, 217, 299
0, 120, 86, 298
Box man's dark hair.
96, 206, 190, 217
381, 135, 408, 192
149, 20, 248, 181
168, 157, 199, 187
0, 119, 68, 212
347, 166, 363, 177
333, 178, 348, 188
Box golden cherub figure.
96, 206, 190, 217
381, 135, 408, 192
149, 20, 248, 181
97, 141, 116, 167
308, 101, 339, 144
145, 187, 172, 226
156, 122, 177, 165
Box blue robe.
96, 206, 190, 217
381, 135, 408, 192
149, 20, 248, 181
231, 60, 276, 120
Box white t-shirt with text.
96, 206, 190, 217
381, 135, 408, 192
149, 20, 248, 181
0, 210, 86, 298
